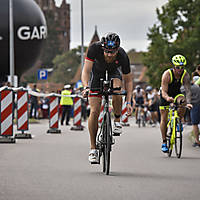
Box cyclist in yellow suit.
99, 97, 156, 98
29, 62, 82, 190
159, 55, 192, 153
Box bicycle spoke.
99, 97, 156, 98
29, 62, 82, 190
167, 130, 172, 157
105, 112, 111, 175
175, 119, 182, 158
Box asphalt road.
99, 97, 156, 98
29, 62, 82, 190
0, 118, 200, 200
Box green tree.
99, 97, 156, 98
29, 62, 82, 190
144, 0, 200, 87
49, 47, 86, 83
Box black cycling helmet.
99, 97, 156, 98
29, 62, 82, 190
101, 32, 120, 50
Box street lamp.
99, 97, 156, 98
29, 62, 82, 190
81, 0, 84, 69
9, 0, 15, 86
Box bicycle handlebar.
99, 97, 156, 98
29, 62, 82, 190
89, 88, 127, 96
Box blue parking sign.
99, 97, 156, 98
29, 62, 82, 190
38, 69, 48, 80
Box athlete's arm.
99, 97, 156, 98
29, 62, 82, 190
81, 59, 93, 97
132, 91, 136, 107
123, 72, 133, 115
142, 90, 147, 104
161, 70, 174, 102
183, 72, 192, 107
81, 59, 93, 88
122, 72, 133, 103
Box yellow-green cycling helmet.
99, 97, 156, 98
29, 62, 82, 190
172, 54, 187, 66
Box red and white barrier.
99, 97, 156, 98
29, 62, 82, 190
71, 97, 83, 130
15, 89, 32, 139
0, 88, 15, 143
98, 100, 104, 127
17, 90, 28, 131
121, 98, 130, 126
0, 89, 13, 136
47, 96, 61, 133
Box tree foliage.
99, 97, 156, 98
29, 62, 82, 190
143, 0, 200, 87
48, 47, 87, 83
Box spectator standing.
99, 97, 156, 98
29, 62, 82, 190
190, 75, 200, 147
60, 84, 73, 125
195, 64, 200, 76
30, 84, 38, 119
41, 94, 50, 119
194, 65, 200, 86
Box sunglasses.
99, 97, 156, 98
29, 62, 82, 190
174, 66, 184, 69
104, 48, 118, 54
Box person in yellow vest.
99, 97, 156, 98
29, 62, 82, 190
60, 84, 73, 125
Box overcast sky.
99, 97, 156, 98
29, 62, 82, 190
55, 0, 168, 52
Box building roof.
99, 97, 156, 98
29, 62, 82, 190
127, 49, 148, 83
128, 49, 144, 64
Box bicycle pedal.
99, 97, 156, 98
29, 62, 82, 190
113, 133, 120, 136
91, 161, 100, 165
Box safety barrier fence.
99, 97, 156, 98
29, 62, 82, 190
121, 97, 130, 126
47, 96, 61, 133
15, 89, 32, 139
0, 86, 129, 143
0, 86, 85, 143
71, 97, 84, 130
0, 88, 15, 143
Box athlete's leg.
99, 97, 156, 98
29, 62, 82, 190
112, 78, 122, 122
151, 111, 158, 123
135, 106, 138, 122
88, 97, 102, 149
160, 109, 169, 141
193, 125, 200, 145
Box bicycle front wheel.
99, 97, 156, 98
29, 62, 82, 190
105, 112, 112, 175
175, 118, 182, 158
102, 112, 112, 175
166, 125, 172, 157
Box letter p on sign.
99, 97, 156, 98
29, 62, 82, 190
38, 69, 48, 80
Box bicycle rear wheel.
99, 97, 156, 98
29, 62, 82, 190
102, 112, 112, 175
102, 146, 106, 173
175, 118, 182, 158
142, 115, 146, 127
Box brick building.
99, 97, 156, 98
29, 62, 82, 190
34, 0, 70, 52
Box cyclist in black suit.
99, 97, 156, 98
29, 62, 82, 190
81, 33, 133, 163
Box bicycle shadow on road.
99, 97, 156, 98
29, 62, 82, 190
179, 156, 200, 160
159, 155, 200, 160
104, 171, 197, 181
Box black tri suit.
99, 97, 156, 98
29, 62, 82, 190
85, 41, 131, 90
160, 68, 187, 107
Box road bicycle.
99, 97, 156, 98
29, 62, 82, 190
90, 70, 126, 175
137, 104, 146, 128
165, 94, 186, 158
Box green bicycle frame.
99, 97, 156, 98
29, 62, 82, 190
167, 94, 184, 149
167, 108, 179, 149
